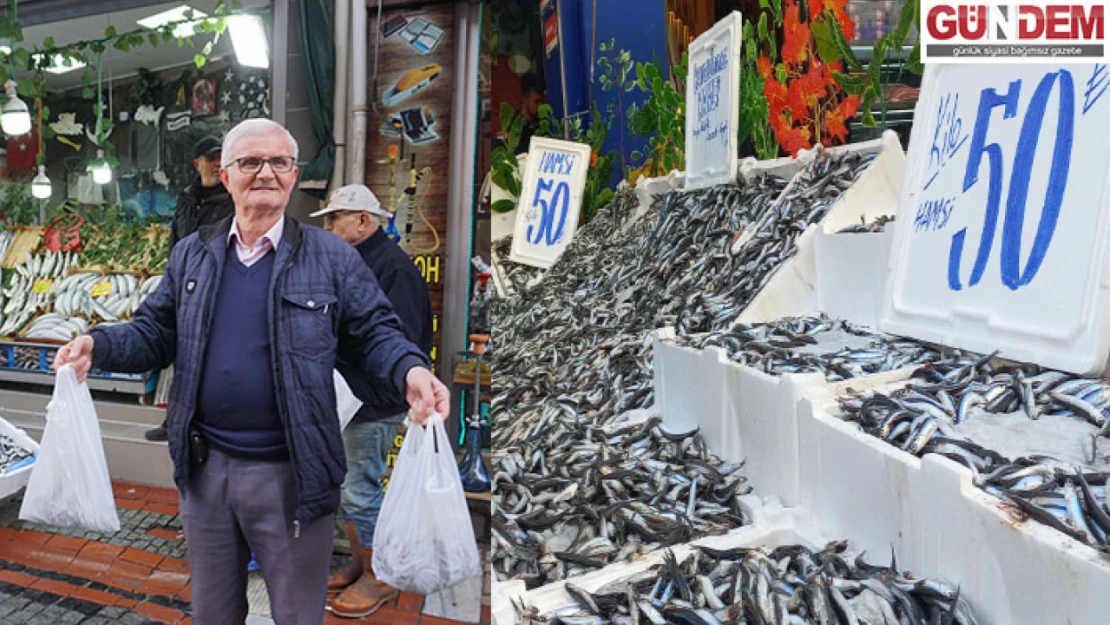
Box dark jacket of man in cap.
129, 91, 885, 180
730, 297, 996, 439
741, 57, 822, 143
170, 136, 234, 249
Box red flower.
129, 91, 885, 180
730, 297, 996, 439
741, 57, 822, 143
757, 56, 774, 80
782, 0, 811, 67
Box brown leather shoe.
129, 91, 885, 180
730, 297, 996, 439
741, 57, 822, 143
328, 545, 398, 618
326, 522, 364, 594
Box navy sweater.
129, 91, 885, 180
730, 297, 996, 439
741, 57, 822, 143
194, 251, 287, 460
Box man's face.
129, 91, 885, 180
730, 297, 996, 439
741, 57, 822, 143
324, 210, 375, 245
522, 90, 542, 119
195, 152, 221, 187
219, 134, 298, 213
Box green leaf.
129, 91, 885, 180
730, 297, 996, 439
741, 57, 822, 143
82, 86, 96, 100
758, 13, 769, 44
163, 30, 175, 42
492, 199, 517, 214
832, 70, 866, 95
498, 102, 517, 137
41, 105, 49, 119
15, 77, 35, 99
891, 0, 916, 50
861, 89, 877, 126
811, 21, 840, 65
644, 62, 660, 84
631, 150, 643, 161
114, 38, 131, 52
827, 12, 863, 70
907, 42, 924, 74
770, 0, 783, 25
42, 37, 54, 49
869, 39, 886, 91
194, 53, 206, 68
104, 25, 117, 38
149, 33, 161, 47
10, 48, 30, 71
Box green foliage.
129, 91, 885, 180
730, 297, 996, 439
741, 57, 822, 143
738, 19, 778, 160
828, 0, 923, 128
626, 51, 686, 179
0, 181, 38, 225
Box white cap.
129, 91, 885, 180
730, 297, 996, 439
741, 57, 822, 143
310, 184, 390, 218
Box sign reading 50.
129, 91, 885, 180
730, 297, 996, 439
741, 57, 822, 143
527, 177, 571, 246
948, 69, 1075, 292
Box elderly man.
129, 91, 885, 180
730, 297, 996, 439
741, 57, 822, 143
55, 119, 449, 625
311, 185, 432, 618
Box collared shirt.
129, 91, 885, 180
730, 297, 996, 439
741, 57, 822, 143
228, 217, 284, 267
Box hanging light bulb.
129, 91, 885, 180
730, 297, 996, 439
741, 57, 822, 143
31, 164, 50, 199
1, 80, 29, 136
88, 149, 111, 184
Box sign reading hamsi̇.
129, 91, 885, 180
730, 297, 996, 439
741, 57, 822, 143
509, 137, 592, 269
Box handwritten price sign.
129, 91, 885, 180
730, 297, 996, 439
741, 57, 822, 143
685, 12, 743, 190
509, 137, 591, 269
883, 63, 1110, 373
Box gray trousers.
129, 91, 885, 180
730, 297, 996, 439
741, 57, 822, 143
180, 448, 334, 625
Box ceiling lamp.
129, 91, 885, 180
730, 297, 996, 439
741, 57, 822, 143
1, 80, 30, 136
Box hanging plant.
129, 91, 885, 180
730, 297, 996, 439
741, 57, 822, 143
755, 0, 861, 157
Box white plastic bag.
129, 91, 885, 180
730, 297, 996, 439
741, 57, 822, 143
19, 365, 120, 532
333, 370, 362, 431
372, 414, 480, 595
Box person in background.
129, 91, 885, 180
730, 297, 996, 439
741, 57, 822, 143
311, 185, 433, 618
146, 135, 234, 443
513, 72, 543, 155
54, 118, 450, 625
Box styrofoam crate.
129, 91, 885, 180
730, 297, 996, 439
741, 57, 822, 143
797, 381, 1110, 625
496, 501, 820, 624
0, 416, 38, 500
654, 326, 915, 507
815, 229, 894, 328
740, 132, 903, 324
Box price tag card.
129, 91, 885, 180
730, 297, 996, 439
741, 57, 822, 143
91, 281, 112, 298
684, 11, 742, 191
881, 63, 1110, 374
30, 279, 52, 295
509, 137, 591, 269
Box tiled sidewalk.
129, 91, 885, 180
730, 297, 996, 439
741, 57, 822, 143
0, 482, 491, 625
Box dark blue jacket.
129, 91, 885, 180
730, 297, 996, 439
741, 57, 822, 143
89, 214, 428, 531
338, 229, 433, 422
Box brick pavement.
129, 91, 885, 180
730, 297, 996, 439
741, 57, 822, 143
0, 482, 492, 625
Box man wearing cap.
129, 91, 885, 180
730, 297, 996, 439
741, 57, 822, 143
312, 184, 432, 618
146, 135, 235, 442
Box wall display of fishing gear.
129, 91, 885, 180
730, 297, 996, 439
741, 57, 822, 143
0, 225, 166, 396
490, 130, 1110, 625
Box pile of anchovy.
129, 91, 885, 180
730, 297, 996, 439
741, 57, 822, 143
494, 412, 750, 586
519, 541, 976, 625
495, 150, 880, 587
492, 236, 548, 297
839, 352, 1110, 550
667, 316, 941, 382
836, 215, 895, 234
0, 433, 32, 474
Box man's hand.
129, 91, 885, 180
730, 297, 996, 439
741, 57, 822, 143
405, 366, 449, 424
54, 335, 95, 383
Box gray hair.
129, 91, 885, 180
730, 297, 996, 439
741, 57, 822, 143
220, 118, 299, 167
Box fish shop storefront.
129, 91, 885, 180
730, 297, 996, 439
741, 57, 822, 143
489, 5, 1110, 624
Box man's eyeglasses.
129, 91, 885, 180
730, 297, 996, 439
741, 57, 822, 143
230, 156, 296, 174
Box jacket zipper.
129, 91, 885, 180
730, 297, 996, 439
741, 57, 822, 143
183, 249, 219, 487
272, 242, 304, 538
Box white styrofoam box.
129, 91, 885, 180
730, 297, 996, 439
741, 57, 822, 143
654, 327, 915, 507
491, 579, 527, 625
814, 228, 894, 328
818, 131, 905, 234
880, 64, 1110, 375
489, 237, 518, 299
0, 416, 38, 500
652, 328, 730, 441
738, 134, 897, 324
798, 381, 1110, 625
508, 501, 821, 619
